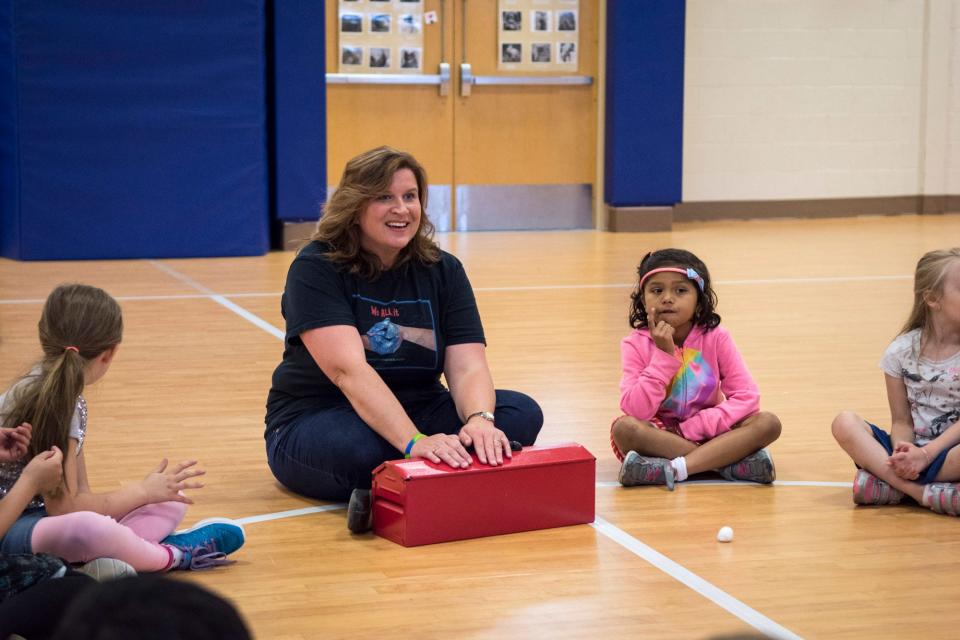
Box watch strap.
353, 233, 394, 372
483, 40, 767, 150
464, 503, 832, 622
465, 410, 495, 423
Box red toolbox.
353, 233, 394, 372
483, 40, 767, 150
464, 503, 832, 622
371, 442, 595, 547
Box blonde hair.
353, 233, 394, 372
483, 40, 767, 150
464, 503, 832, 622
2, 284, 122, 459
901, 247, 960, 338
310, 146, 439, 279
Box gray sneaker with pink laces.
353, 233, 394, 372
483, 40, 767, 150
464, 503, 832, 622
852, 469, 904, 505
618, 451, 675, 490
923, 482, 960, 516
717, 448, 776, 484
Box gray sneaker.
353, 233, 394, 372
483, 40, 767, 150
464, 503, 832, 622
618, 452, 675, 490
76, 557, 137, 581
852, 469, 903, 505
923, 483, 960, 516
717, 448, 776, 484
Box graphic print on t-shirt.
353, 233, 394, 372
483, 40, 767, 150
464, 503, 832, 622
354, 295, 438, 369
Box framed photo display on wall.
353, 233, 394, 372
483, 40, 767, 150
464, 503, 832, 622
498, 0, 579, 72
339, 0, 425, 73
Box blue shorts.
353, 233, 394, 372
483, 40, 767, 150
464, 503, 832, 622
867, 422, 951, 484
0, 508, 46, 555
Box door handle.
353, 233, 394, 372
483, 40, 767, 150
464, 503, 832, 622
327, 63, 451, 97
438, 62, 450, 96
472, 75, 592, 86
460, 67, 592, 97
460, 62, 474, 97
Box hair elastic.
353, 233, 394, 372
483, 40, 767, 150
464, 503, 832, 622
639, 267, 705, 292
64, 346, 80, 354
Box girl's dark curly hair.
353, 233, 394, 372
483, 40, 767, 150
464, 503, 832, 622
628, 248, 721, 330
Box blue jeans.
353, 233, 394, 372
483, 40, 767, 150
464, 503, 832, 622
0, 508, 46, 554
265, 390, 543, 502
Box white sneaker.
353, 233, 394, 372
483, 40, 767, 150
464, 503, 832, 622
77, 557, 137, 581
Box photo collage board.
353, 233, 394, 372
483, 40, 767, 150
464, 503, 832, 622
497, 0, 579, 72
338, 0, 425, 73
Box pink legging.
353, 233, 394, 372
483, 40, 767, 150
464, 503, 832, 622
30, 501, 188, 572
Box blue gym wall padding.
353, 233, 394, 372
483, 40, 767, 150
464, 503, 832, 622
272, 0, 326, 222
604, 0, 685, 207
0, 1, 269, 260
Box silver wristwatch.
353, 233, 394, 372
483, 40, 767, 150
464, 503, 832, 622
465, 410, 495, 423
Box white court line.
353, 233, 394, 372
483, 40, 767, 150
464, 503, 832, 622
716, 274, 909, 286
475, 283, 632, 292
219, 291, 281, 299
237, 480, 850, 525
147, 260, 216, 295
239, 480, 850, 525
0, 273, 912, 305
596, 480, 852, 488
210, 294, 285, 340
0, 293, 216, 305
592, 516, 803, 640
768, 480, 852, 487
471, 273, 910, 292
236, 504, 345, 526
0, 292, 281, 305
147, 260, 285, 341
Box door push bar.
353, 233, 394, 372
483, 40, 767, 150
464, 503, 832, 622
459, 63, 593, 97
326, 63, 451, 96
324, 62, 591, 98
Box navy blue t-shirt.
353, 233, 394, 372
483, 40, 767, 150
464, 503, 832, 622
265, 242, 485, 432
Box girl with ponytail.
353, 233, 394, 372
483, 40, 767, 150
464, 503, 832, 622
0, 284, 244, 571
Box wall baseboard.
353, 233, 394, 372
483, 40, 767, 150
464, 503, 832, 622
607, 195, 960, 232
920, 195, 960, 215
606, 206, 673, 232
280, 221, 315, 250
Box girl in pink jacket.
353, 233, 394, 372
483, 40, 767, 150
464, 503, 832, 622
611, 249, 781, 489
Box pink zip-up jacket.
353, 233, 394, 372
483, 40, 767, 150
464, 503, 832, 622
619, 324, 760, 442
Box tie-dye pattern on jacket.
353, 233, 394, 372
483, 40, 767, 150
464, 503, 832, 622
619, 325, 760, 442
659, 348, 719, 425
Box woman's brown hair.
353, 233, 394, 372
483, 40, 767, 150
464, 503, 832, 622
310, 146, 439, 279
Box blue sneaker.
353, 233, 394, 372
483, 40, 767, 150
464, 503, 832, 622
161, 518, 245, 570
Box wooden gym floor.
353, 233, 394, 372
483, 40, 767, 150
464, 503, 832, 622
2, 213, 959, 639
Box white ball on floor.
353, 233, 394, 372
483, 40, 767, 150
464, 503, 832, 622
716, 526, 734, 543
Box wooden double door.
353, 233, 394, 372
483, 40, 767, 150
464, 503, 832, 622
325, 0, 599, 231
